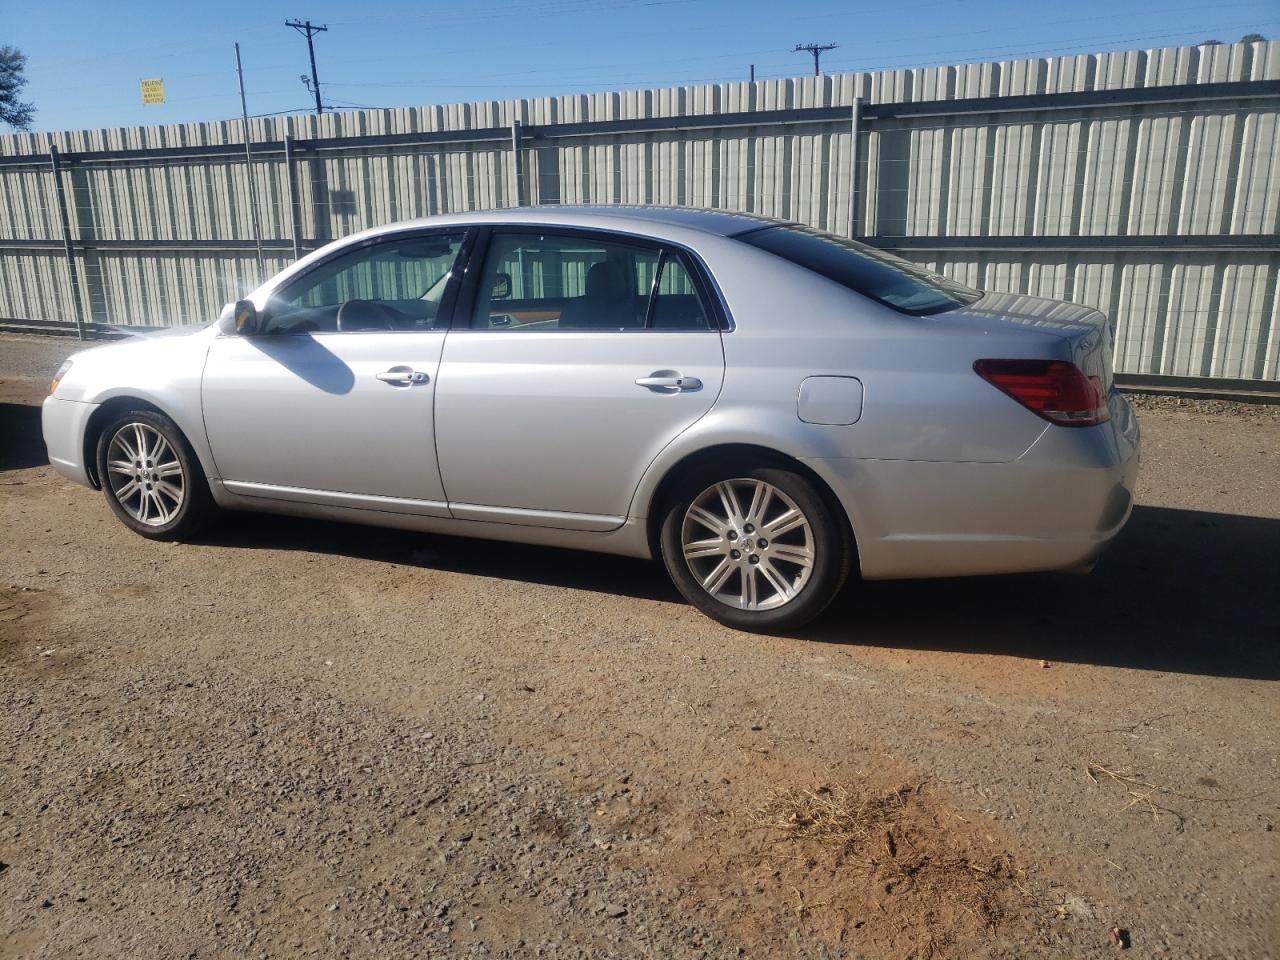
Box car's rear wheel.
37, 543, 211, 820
659, 465, 851, 632
95, 409, 214, 541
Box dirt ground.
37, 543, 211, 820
1, 333, 1277, 959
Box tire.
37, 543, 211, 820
659, 464, 852, 633
95, 408, 214, 541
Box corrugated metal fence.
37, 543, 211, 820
2, 40, 1278, 382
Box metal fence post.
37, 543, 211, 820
283, 135, 302, 261
848, 97, 862, 239
48, 145, 87, 341
236, 43, 265, 276
510, 120, 524, 207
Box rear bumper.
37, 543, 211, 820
810, 393, 1140, 580
41, 395, 98, 488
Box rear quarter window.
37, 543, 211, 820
738, 224, 980, 316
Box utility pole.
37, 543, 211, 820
794, 42, 839, 76
749, 63, 755, 83
285, 19, 328, 114
235, 42, 265, 275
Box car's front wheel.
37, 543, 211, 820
659, 465, 852, 632
95, 409, 214, 540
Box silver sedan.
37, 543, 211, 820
42, 206, 1139, 631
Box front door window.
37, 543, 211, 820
263, 232, 466, 335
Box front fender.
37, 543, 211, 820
57, 331, 218, 484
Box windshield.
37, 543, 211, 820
738, 224, 980, 316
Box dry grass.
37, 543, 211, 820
745, 780, 1031, 955
1085, 760, 1271, 832
750, 781, 906, 857
1085, 762, 1188, 830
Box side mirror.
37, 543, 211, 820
491, 272, 512, 300
218, 299, 259, 335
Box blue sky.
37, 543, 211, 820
7, 0, 1278, 133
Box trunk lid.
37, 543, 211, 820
946, 291, 1116, 391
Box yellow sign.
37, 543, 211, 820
140, 79, 165, 105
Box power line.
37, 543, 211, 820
316, 15, 1276, 95
245, 107, 323, 119
323, 96, 387, 110
285, 19, 329, 115
794, 42, 839, 76
819, 18, 1280, 74
313, 12, 1272, 93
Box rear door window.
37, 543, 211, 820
468, 231, 713, 331
738, 224, 980, 316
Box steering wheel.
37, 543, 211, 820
336, 299, 399, 332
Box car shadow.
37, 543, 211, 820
814, 505, 1280, 681
242, 334, 356, 394
0, 402, 49, 471
206, 504, 1279, 681
205, 512, 679, 604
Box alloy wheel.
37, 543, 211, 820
105, 422, 185, 526
680, 478, 815, 611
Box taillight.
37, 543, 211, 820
973, 359, 1110, 427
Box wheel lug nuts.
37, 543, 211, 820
744, 524, 754, 534
758, 538, 768, 548
730, 549, 741, 560
748, 555, 759, 564
726, 530, 737, 540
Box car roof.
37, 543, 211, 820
366, 205, 786, 241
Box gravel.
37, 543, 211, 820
2, 334, 1277, 958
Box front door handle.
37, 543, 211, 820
377, 368, 429, 385
636, 373, 703, 392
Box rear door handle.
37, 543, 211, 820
636, 373, 702, 392
377, 368, 429, 385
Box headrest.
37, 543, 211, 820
584, 260, 628, 301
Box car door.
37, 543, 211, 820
434, 227, 726, 531
201, 229, 469, 515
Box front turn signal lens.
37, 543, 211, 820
50, 359, 73, 396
